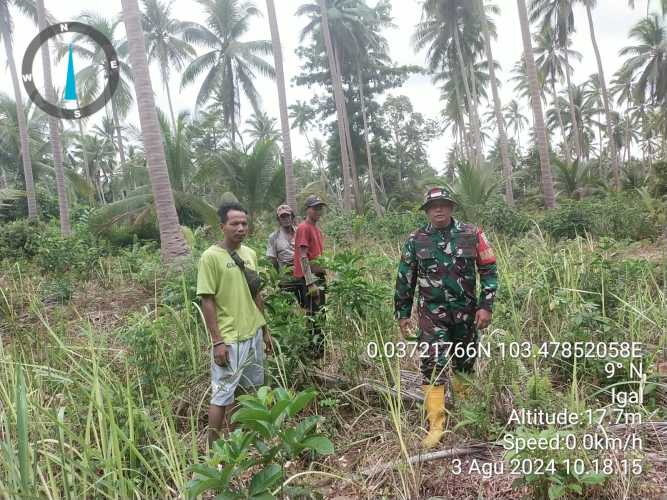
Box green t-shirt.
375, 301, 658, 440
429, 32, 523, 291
196, 244, 266, 344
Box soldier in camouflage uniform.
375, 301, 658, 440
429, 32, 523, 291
394, 187, 498, 448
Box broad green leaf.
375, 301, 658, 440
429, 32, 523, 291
232, 408, 272, 424
580, 473, 607, 485
287, 391, 315, 417
257, 386, 271, 404
249, 464, 283, 496
187, 477, 225, 498
269, 399, 291, 423
303, 436, 334, 455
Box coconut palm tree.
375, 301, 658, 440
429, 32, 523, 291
414, 0, 486, 166
244, 111, 281, 145
547, 85, 597, 160
297, 0, 378, 213
578, 0, 622, 189
529, 0, 585, 162
295, 0, 354, 211
120, 0, 190, 261
141, 0, 195, 130
619, 15, 667, 107
0, 0, 38, 218
158, 110, 195, 193
265, 0, 296, 211
35, 0, 70, 233
504, 100, 530, 152
181, 0, 275, 146
477, 0, 513, 206
218, 141, 285, 222
289, 100, 317, 148
534, 26, 581, 163
0, 93, 48, 189
518, 0, 556, 208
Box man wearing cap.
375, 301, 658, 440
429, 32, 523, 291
294, 195, 327, 358
394, 187, 498, 449
267, 204, 301, 300
267, 205, 296, 272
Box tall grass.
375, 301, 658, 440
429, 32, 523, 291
1, 220, 665, 498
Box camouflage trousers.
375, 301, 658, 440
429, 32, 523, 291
419, 319, 479, 386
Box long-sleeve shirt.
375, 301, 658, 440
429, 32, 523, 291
394, 219, 498, 329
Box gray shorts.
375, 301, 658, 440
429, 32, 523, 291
210, 329, 265, 407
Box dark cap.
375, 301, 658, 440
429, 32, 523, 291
304, 195, 327, 209
420, 187, 456, 210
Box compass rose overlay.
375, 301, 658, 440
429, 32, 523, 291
21, 22, 120, 120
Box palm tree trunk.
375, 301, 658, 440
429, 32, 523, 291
74, 97, 96, 204
585, 5, 621, 191
393, 127, 403, 183
164, 79, 177, 131
111, 99, 128, 179
378, 167, 386, 195
452, 25, 483, 167
1, 5, 37, 219
319, 0, 352, 211
266, 0, 297, 211
453, 78, 471, 161
357, 64, 382, 216
563, 48, 583, 161
334, 43, 362, 213
480, 0, 513, 206
120, 0, 190, 262
37, 0, 70, 234
517, 0, 556, 209
624, 117, 631, 164
552, 81, 572, 163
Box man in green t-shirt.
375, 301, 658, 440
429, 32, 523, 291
197, 202, 272, 447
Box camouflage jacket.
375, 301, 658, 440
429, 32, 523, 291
394, 219, 498, 327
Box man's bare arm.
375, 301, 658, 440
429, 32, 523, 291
299, 245, 316, 286
202, 295, 229, 366
253, 293, 273, 352
201, 295, 222, 343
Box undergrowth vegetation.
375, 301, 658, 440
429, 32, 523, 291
1, 194, 666, 498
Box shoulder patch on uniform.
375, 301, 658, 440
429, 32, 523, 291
455, 222, 476, 235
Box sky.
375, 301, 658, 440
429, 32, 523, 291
0, 0, 653, 174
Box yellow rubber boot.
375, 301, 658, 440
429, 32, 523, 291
421, 384, 446, 449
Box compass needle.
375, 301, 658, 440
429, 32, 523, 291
64, 44, 77, 101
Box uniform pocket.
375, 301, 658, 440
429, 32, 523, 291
415, 242, 438, 273
455, 234, 477, 258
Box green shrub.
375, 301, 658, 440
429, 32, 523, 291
0, 219, 44, 260
540, 200, 598, 239
0, 186, 60, 222
187, 387, 333, 499
161, 256, 199, 308
122, 312, 193, 391
540, 194, 660, 241
480, 197, 532, 237
40, 275, 74, 304
652, 161, 667, 197
34, 229, 108, 277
